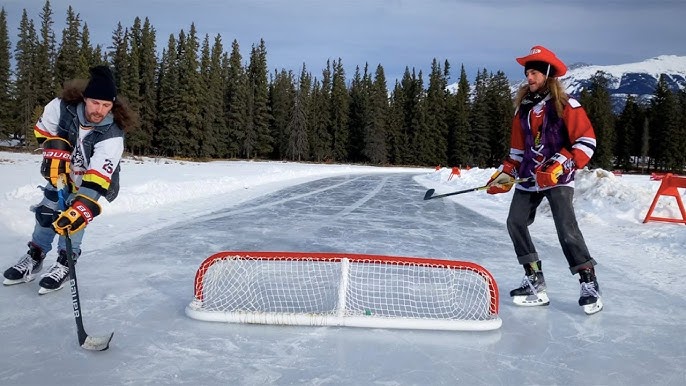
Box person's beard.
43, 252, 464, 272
86, 111, 104, 124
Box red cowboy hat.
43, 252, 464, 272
516, 45, 567, 77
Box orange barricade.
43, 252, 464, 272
447, 167, 461, 181
643, 173, 686, 225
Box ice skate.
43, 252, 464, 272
511, 264, 549, 306
38, 250, 74, 295
3, 243, 46, 285
578, 268, 603, 315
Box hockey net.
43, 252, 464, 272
186, 252, 501, 331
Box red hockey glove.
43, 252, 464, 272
487, 159, 518, 194
40, 137, 73, 188
535, 152, 573, 188
53, 195, 102, 236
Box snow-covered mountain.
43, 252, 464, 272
561, 55, 686, 112
494, 55, 686, 113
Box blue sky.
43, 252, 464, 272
3, 0, 685, 84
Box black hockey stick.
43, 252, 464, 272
423, 177, 532, 200
58, 175, 114, 351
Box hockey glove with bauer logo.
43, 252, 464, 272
535, 151, 574, 188
53, 195, 102, 236
487, 159, 519, 194
40, 137, 73, 188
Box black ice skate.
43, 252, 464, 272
38, 250, 75, 295
511, 263, 549, 306
578, 268, 603, 315
3, 243, 46, 285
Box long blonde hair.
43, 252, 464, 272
513, 77, 569, 117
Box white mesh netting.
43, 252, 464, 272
186, 252, 501, 331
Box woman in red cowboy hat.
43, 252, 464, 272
485, 45, 602, 315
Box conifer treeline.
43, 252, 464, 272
1, 2, 684, 171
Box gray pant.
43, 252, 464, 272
506, 187, 596, 274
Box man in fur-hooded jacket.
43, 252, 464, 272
3, 65, 137, 294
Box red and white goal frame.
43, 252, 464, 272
186, 251, 502, 331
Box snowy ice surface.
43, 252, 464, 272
0, 151, 684, 385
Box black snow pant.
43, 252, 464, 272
506, 186, 596, 274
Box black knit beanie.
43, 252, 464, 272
83, 65, 117, 101
524, 60, 554, 77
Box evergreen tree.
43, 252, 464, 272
91, 44, 104, 68
176, 25, 202, 157
308, 62, 333, 162
364, 64, 389, 164
80, 24, 101, 68
386, 81, 407, 165
648, 75, 681, 172
286, 64, 311, 161
13, 11, 40, 146
269, 68, 295, 160
54, 6, 86, 88
197, 34, 215, 157
447, 65, 471, 167
0, 7, 13, 141
309, 73, 332, 162
397, 67, 424, 165
678, 89, 686, 172
485, 70, 514, 166
330, 58, 349, 162
581, 71, 614, 170
615, 95, 642, 171
109, 23, 127, 86
423, 58, 449, 165
35, 0, 56, 106
155, 34, 184, 157
247, 39, 271, 158
121, 18, 141, 109
225, 39, 248, 158
125, 17, 157, 155
469, 69, 490, 166
200, 34, 227, 158
347, 64, 370, 163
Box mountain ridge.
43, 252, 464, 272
541, 55, 684, 112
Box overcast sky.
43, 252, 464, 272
3, 0, 685, 84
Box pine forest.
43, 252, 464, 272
0, 2, 684, 172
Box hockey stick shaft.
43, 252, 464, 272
57, 174, 113, 351
423, 177, 532, 200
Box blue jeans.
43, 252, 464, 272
30, 183, 84, 256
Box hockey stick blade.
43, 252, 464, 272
81, 332, 114, 351
423, 177, 533, 200
423, 189, 436, 200
66, 235, 115, 351
423, 185, 485, 200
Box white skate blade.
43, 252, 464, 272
38, 284, 65, 295
3, 275, 37, 286
512, 292, 550, 307
582, 298, 603, 315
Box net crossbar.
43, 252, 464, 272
186, 252, 501, 331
